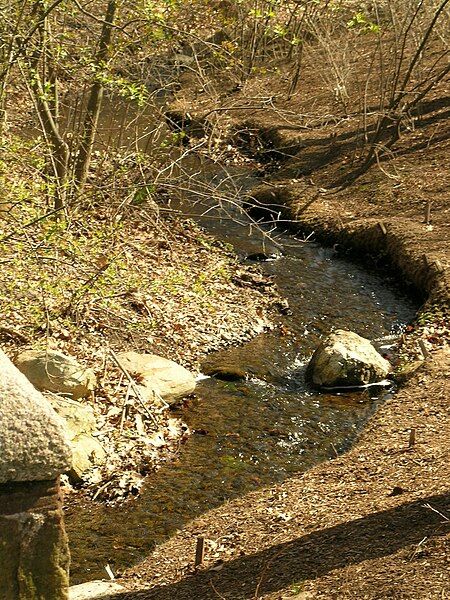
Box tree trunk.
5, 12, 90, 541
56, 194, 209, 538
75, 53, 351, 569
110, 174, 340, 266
73, 0, 117, 194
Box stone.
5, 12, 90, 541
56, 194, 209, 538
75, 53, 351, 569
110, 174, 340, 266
0, 479, 70, 600
46, 395, 105, 483
246, 252, 279, 262
15, 350, 97, 399
117, 352, 196, 405
69, 580, 125, 599
0, 349, 72, 483
306, 329, 391, 388
69, 433, 106, 483
202, 364, 247, 381
47, 395, 97, 439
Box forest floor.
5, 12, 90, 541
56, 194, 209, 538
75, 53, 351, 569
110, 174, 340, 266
108, 57, 450, 599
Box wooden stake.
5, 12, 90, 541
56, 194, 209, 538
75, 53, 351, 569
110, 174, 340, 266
418, 339, 430, 359
424, 200, 432, 224
331, 442, 339, 458
194, 536, 205, 568
104, 564, 115, 580
409, 428, 416, 448
378, 222, 387, 235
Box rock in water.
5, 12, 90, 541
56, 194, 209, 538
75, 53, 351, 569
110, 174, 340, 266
0, 350, 72, 483
47, 396, 96, 439
15, 350, 97, 399
117, 352, 196, 405
306, 329, 391, 388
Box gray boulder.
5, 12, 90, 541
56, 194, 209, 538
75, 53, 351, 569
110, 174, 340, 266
306, 329, 391, 388
0, 350, 72, 483
15, 349, 97, 399
117, 351, 196, 405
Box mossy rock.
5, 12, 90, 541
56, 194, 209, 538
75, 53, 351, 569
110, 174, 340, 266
202, 364, 248, 381
393, 360, 425, 384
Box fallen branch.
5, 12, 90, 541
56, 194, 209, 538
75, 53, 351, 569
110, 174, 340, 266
0, 325, 32, 344
109, 349, 159, 427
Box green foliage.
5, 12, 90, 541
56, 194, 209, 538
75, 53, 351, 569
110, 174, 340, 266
132, 184, 156, 205
290, 582, 306, 594
347, 12, 380, 34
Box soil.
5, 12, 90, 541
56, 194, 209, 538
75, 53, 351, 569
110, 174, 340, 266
107, 47, 449, 599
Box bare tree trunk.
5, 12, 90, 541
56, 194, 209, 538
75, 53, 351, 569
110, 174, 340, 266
0, 0, 28, 133
27, 2, 68, 211
73, 0, 117, 194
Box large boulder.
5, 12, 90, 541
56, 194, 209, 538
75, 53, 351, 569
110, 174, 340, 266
0, 350, 72, 483
15, 350, 97, 399
306, 329, 391, 388
117, 352, 196, 405
0, 351, 72, 599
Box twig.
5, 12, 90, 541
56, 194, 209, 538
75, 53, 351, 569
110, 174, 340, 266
0, 326, 32, 344
423, 502, 449, 522
109, 349, 159, 427
424, 200, 432, 224
378, 222, 387, 235
253, 545, 292, 599
408, 536, 427, 561
418, 339, 430, 359
0, 206, 65, 244
210, 579, 227, 600
113, 373, 124, 396
119, 382, 132, 433
100, 351, 108, 387
104, 564, 115, 580
92, 479, 112, 501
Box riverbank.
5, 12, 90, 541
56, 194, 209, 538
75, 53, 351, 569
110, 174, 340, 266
110, 65, 449, 598
0, 141, 282, 500
116, 347, 449, 600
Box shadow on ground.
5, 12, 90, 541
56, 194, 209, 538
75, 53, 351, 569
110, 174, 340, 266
110, 492, 449, 599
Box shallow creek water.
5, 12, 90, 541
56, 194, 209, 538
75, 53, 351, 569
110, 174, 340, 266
65, 105, 418, 583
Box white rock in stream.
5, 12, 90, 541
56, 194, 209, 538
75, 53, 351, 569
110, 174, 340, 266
117, 351, 196, 405
69, 580, 125, 599
306, 329, 391, 388
0, 349, 72, 482
47, 394, 106, 483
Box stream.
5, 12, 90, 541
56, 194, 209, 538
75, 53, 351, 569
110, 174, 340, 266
64, 100, 418, 584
